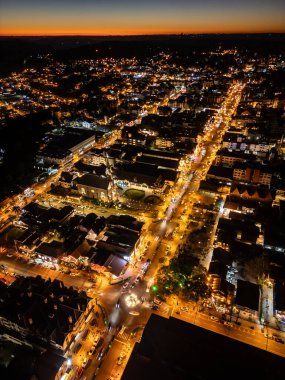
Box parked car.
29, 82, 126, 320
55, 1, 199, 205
97, 348, 104, 361
73, 342, 82, 354
76, 367, 83, 378
264, 333, 274, 340
117, 355, 126, 366
95, 337, 104, 350
81, 329, 89, 341
90, 318, 97, 326
82, 357, 92, 369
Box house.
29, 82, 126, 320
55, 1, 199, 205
233, 163, 272, 186
21, 203, 74, 230
88, 246, 127, 277
230, 184, 274, 203
15, 230, 41, 254
96, 225, 140, 262
206, 166, 233, 182
58, 171, 74, 188
106, 214, 144, 233
214, 148, 256, 167
35, 241, 66, 263
0, 276, 91, 353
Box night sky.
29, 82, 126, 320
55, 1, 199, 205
0, 0, 284, 36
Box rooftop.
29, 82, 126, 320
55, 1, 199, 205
122, 314, 284, 380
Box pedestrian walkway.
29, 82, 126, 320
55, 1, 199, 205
261, 282, 275, 327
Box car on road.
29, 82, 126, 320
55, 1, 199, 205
73, 342, 82, 354
210, 316, 220, 322
264, 334, 274, 340
81, 329, 89, 341
97, 348, 104, 361
122, 282, 129, 289
117, 355, 126, 366
95, 337, 104, 350
180, 306, 189, 312
274, 337, 284, 344
76, 367, 83, 378
82, 357, 92, 369
224, 321, 233, 327
153, 299, 161, 305
89, 345, 97, 356
90, 318, 97, 326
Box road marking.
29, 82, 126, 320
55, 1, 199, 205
114, 338, 126, 344
119, 332, 129, 342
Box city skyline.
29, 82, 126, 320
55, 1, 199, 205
0, 0, 285, 36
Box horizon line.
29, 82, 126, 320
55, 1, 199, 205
1, 31, 285, 37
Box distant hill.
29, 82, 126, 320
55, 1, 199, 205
1, 34, 285, 76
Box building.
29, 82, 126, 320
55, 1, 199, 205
0, 276, 91, 353
114, 161, 178, 193
215, 148, 256, 167
233, 163, 272, 186
20, 203, 74, 231
35, 241, 66, 263
235, 279, 260, 316
230, 184, 274, 203
76, 173, 112, 201
96, 225, 140, 262
122, 314, 284, 380
36, 128, 96, 166
0, 336, 65, 380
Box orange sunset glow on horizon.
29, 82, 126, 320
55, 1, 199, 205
0, 0, 285, 36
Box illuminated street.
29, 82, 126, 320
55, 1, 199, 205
1, 32, 285, 380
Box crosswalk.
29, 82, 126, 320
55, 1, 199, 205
115, 331, 130, 344
231, 324, 255, 335
208, 316, 256, 336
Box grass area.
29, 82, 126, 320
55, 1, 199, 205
124, 188, 145, 200
0, 94, 22, 101
144, 195, 162, 205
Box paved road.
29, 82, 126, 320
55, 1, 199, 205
0, 254, 94, 290
3, 81, 284, 380
168, 307, 285, 358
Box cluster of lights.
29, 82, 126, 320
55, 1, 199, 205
125, 293, 139, 308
